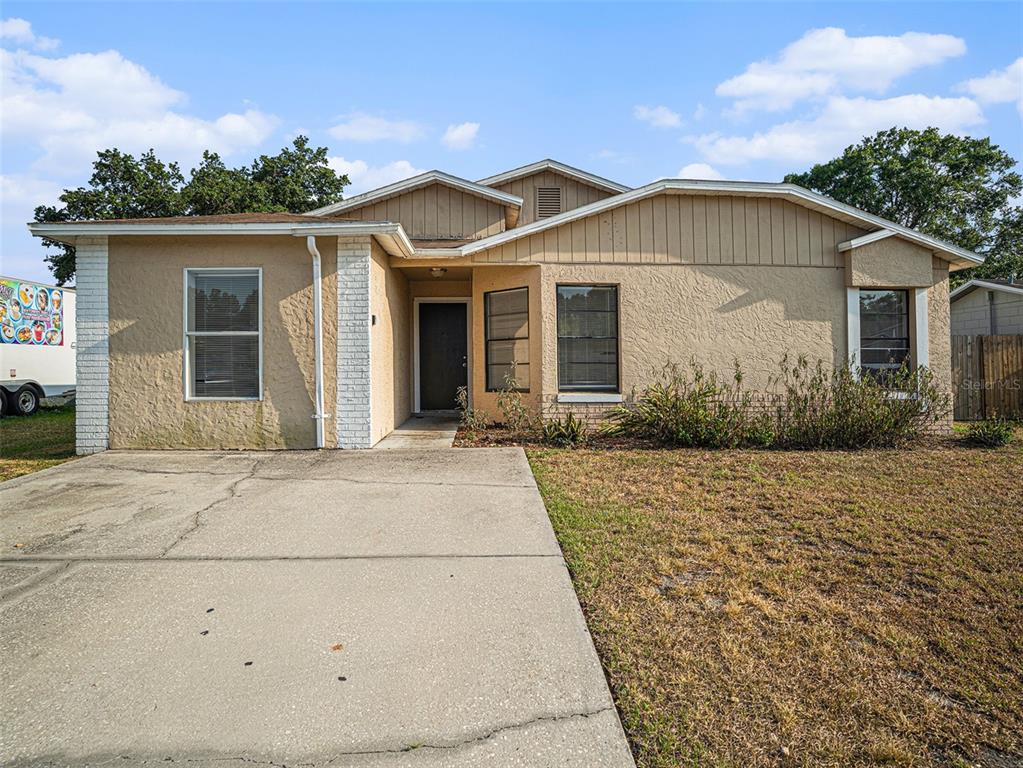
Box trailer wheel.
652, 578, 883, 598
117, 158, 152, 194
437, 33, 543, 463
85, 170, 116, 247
14, 386, 40, 416
0, 388, 8, 417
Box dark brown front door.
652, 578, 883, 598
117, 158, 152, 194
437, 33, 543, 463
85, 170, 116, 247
419, 302, 467, 410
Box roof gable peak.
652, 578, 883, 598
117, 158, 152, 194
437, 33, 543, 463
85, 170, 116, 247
477, 159, 631, 195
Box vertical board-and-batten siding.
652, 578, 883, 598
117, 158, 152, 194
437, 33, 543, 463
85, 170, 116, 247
473, 194, 868, 265
491, 170, 615, 226
339, 184, 506, 241
75, 236, 110, 454
336, 235, 373, 449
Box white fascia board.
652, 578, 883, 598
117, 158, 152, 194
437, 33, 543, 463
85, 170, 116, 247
27, 221, 416, 258
837, 229, 897, 252
307, 170, 523, 216
949, 279, 1023, 301
460, 179, 984, 267
477, 159, 631, 194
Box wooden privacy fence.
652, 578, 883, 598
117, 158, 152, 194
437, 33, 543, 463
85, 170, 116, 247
952, 335, 1023, 420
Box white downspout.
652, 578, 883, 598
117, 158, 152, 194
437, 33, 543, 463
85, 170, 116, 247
306, 235, 326, 449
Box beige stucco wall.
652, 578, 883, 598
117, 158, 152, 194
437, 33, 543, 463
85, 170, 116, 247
927, 260, 952, 401
370, 241, 411, 444
470, 266, 543, 419
846, 236, 933, 288
535, 264, 849, 404
108, 235, 337, 449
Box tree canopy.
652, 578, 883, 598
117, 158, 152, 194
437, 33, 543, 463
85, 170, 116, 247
784, 127, 1022, 284
35, 137, 348, 284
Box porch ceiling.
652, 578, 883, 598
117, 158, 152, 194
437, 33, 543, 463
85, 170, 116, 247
400, 266, 473, 281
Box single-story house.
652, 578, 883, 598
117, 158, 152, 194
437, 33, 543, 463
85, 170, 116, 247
29, 159, 983, 454
949, 278, 1023, 336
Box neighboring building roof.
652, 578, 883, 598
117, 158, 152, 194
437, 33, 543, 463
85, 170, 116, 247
950, 278, 1023, 302
477, 159, 631, 195
458, 178, 984, 269
306, 171, 523, 217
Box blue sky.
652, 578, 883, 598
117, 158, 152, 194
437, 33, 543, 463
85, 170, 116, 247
2, 2, 1021, 283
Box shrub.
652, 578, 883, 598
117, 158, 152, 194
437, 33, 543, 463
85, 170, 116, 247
961, 417, 1015, 447
599, 356, 948, 450
601, 361, 772, 448
543, 412, 587, 446
769, 355, 949, 449
455, 385, 489, 434
496, 375, 540, 434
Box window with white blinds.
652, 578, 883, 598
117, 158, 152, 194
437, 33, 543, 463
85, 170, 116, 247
184, 269, 261, 399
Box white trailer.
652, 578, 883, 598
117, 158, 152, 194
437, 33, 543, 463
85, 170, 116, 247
0, 276, 76, 416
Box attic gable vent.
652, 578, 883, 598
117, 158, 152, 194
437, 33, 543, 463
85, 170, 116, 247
536, 187, 562, 219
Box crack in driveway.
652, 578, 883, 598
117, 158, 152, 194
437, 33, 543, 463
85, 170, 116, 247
159, 460, 263, 557
20, 705, 616, 766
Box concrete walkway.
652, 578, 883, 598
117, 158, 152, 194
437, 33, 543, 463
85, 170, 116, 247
373, 414, 459, 450
0, 449, 634, 767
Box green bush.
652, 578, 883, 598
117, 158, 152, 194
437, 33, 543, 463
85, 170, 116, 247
543, 412, 587, 446
600, 361, 772, 448
769, 355, 948, 449
961, 417, 1015, 447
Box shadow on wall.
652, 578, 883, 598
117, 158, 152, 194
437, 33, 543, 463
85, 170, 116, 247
693, 264, 847, 379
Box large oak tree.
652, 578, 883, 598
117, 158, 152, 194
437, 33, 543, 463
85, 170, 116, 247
35, 137, 348, 285
785, 127, 1022, 284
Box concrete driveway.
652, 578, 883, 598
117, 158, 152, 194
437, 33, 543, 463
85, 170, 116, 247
0, 449, 633, 767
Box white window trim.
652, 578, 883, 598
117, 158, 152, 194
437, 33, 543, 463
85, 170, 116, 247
182, 267, 263, 402
412, 297, 472, 413
557, 393, 624, 404
913, 287, 929, 369
846, 287, 860, 374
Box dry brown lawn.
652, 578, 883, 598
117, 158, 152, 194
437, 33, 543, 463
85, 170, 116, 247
528, 444, 1023, 768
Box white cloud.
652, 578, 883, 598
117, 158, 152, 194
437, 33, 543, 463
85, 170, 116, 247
326, 157, 425, 195
959, 58, 1023, 117
441, 122, 479, 151
678, 163, 724, 180
1, 47, 278, 173
328, 113, 425, 144
691, 94, 984, 165
692, 103, 707, 121
0, 18, 59, 51
717, 27, 966, 113
634, 105, 682, 128
0, 173, 63, 208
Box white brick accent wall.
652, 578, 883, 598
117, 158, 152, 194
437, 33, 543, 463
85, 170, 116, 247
336, 236, 373, 448
74, 237, 109, 454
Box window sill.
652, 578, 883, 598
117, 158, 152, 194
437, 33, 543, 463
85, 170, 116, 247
557, 393, 623, 404
185, 397, 263, 403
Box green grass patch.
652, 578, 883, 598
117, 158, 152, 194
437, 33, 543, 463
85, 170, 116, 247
1, 404, 76, 482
